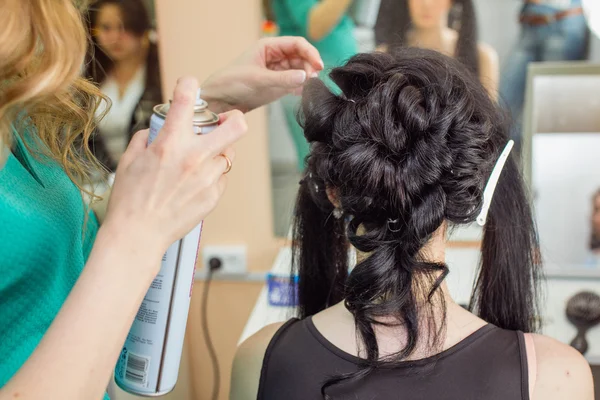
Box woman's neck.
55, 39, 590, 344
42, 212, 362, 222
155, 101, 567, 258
111, 50, 147, 97
407, 26, 455, 55
314, 223, 488, 361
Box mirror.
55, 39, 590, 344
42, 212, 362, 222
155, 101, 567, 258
524, 64, 600, 271
584, 0, 600, 39
534, 132, 600, 268
266, 0, 599, 239
85, 0, 161, 180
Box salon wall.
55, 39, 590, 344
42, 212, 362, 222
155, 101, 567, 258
114, 0, 276, 399
153, 0, 279, 267
475, 0, 521, 65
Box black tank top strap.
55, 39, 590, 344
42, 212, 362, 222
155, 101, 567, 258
516, 331, 531, 400
257, 318, 300, 399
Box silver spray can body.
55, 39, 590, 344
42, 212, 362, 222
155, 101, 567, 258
115, 92, 219, 397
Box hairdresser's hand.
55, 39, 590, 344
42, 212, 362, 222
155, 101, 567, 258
201, 36, 324, 113
101, 77, 247, 263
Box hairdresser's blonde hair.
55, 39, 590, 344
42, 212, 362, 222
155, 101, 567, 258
0, 0, 106, 192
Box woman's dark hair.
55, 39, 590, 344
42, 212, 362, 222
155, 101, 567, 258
292, 48, 541, 397
262, 0, 275, 21
84, 0, 160, 87
374, 0, 480, 76
84, 0, 162, 171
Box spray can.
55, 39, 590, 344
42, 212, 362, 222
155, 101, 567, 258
115, 90, 219, 397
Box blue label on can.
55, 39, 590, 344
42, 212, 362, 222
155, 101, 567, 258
148, 113, 165, 145
148, 111, 217, 145
116, 347, 128, 380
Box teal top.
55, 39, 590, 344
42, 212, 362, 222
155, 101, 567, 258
0, 125, 108, 400
272, 0, 358, 88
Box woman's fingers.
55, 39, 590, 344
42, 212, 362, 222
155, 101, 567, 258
268, 57, 320, 79
216, 174, 228, 199
216, 147, 235, 175
107, 77, 248, 248
200, 110, 248, 157
263, 36, 323, 72
157, 77, 198, 142
220, 146, 236, 163
119, 129, 149, 168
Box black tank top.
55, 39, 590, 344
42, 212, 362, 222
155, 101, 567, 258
258, 318, 530, 400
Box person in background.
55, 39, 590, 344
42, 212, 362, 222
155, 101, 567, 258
501, 0, 588, 147
586, 189, 600, 267
230, 49, 593, 400
0, 0, 323, 398
85, 0, 162, 171
263, 0, 357, 171
375, 0, 499, 99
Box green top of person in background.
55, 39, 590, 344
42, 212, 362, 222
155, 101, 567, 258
264, 0, 358, 172
269, 0, 358, 88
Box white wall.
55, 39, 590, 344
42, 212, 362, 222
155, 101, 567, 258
533, 134, 600, 267
267, 100, 296, 166
446, 248, 600, 359
475, 0, 522, 66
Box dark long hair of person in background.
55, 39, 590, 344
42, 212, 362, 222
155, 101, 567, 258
590, 190, 600, 251
262, 0, 275, 21
292, 48, 541, 397
375, 0, 480, 76
85, 0, 161, 91
84, 0, 162, 170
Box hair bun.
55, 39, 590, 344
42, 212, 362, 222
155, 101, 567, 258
330, 53, 391, 99
300, 78, 346, 144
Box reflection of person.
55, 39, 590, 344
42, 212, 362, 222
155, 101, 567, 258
585, 190, 600, 267
264, 0, 358, 171
375, 0, 499, 98
0, 0, 323, 397
85, 0, 162, 171
231, 50, 592, 399
500, 0, 588, 146
590, 190, 600, 251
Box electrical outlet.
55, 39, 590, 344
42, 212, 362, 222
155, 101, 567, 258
202, 245, 247, 275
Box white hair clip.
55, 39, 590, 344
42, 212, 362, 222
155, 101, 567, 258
476, 140, 515, 226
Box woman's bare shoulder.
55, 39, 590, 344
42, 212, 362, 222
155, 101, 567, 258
531, 333, 594, 400
230, 322, 286, 400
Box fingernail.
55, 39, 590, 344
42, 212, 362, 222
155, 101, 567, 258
311, 71, 319, 78
319, 59, 325, 69
292, 70, 307, 85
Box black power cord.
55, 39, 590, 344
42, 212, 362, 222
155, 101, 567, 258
201, 257, 222, 400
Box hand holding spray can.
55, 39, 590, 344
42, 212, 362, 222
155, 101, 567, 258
115, 89, 218, 396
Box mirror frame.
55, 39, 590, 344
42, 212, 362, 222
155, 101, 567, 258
523, 61, 600, 276
522, 62, 600, 186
